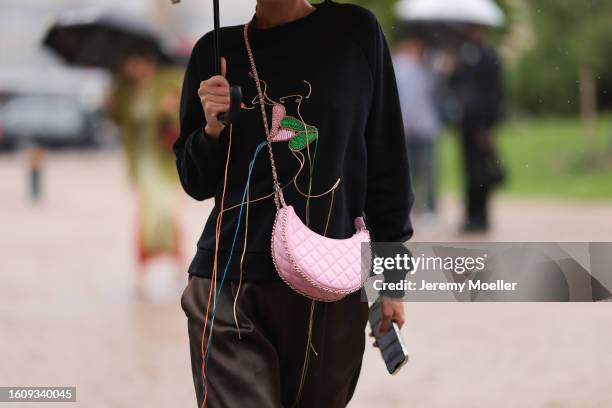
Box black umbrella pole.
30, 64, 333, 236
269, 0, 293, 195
213, 0, 221, 75
211, 0, 241, 125
170, 0, 238, 124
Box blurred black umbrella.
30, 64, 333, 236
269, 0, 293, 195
43, 9, 176, 71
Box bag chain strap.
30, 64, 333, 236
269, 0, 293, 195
243, 23, 286, 209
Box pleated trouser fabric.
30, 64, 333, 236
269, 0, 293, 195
181, 275, 369, 408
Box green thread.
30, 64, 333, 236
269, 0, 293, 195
291, 301, 316, 408
305, 137, 318, 225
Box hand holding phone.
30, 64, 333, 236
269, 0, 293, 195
369, 298, 409, 375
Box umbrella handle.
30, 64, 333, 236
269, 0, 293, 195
217, 85, 242, 125
172, 0, 237, 123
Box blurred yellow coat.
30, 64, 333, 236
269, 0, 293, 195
108, 68, 183, 258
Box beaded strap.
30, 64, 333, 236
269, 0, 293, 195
243, 24, 286, 209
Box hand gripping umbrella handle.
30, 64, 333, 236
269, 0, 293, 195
171, 0, 241, 124
212, 0, 240, 125
217, 85, 242, 126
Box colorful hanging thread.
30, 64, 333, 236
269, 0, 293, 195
199, 123, 233, 408
201, 140, 267, 408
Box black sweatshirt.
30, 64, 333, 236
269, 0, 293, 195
174, 0, 413, 281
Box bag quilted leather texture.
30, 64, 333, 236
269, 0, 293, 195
272, 205, 371, 302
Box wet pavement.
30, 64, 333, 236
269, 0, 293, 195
1, 150, 611, 407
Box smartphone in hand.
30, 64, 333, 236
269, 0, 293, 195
368, 298, 409, 375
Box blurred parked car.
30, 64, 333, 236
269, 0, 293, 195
0, 94, 99, 151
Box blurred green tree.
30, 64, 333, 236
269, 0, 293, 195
512, 1, 612, 142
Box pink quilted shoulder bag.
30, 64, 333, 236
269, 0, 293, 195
243, 25, 371, 302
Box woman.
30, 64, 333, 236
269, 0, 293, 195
175, 1, 413, 406
108, 49, 184, 287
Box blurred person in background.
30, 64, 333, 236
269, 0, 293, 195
394, 29, 441, 220
449, 25, 505, 233
27, 145, 46, 202
107, 46, 184, 292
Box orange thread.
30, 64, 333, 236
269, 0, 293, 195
200, 124, 233, 408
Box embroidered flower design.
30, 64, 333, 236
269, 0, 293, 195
269, 103, 318, 152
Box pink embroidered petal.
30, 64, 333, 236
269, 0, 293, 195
271, 128, 296, 142
269, 104, 286, 139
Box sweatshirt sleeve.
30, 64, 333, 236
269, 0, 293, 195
363, 20, 414, 243
173, 35, 227, 201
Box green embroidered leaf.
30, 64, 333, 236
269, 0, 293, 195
279, 116, 319, 151
280, 116, 306, 132
289, 126, 318, 151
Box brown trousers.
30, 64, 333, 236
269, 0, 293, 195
181, 275, 369, 408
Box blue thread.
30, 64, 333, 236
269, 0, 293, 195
204, 140, 267, 368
